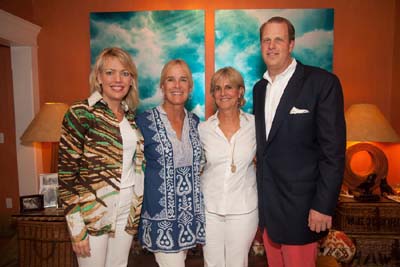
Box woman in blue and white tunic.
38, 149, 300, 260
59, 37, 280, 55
136, 59, 205, 267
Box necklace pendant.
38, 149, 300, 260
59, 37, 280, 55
231, 164, 237, 173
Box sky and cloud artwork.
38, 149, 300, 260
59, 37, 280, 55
90, 10, 205, 119
215, 9, 334, 113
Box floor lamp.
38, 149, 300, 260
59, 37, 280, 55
20, 103, 69, 173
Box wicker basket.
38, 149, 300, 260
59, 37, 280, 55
334, 197, 400, 267
15, 211, 77, 267
334, 198, 400, 234
349, 234, 400, 267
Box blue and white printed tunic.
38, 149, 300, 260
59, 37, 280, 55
136, 106, 205, 252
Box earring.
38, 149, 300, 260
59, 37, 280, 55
238, 95, 244, 107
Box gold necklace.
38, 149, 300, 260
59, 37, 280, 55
231, 140, 236, 173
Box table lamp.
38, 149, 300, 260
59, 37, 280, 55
344, 104, 400, 201
20, 103, 69, 173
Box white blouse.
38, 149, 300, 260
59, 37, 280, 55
119, 116, 137, 188
199, 111, 257, 215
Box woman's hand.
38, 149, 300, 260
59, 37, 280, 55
72, 237, 91, 257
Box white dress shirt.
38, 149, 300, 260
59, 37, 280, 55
199, 111, 257, 215
264, 59, 297, 139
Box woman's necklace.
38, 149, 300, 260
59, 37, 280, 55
218, 111, 239, 173
231, 139, 236, 173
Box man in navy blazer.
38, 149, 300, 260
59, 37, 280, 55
253, 16, 346, 267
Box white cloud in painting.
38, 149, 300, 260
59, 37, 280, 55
234, 44, 258, 73
91, 20, 164, 79
130, 27, 164, 78
245, 9, 277, 25
215, 41, 233, 68
175, 31, 190, 45
191, 104, 205, 120
195, 43, 205, 65
140, 86, 163, 108
295, 30, 332, 52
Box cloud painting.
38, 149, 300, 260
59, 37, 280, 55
90, 10, 205, 119
215, 9, 334, 113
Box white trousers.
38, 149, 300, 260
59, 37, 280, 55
154, 250, 188, 267
77, 187, 134, 267
203, 208, 258, 267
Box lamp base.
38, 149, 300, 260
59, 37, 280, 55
354, 193, 380, 202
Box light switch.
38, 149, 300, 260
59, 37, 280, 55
6, 198, 12, 209
0, 133, 4, 144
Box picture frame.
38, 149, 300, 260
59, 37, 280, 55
39, 173, 59, 208
20, 194, 44, 213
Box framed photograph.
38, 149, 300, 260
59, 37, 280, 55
20, 194, 44, 213
39, 173, 59, 208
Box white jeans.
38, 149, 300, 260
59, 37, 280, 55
203, 208, 258, 267
154, 250, 188, 267
77, 187, 134, 267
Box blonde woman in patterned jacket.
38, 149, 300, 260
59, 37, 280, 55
58, 47, 145, 267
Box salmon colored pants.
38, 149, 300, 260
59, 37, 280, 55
262, 230, 317, 267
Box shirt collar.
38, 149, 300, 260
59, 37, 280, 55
87, 91, 129, 112
209, 109, 250, 127
157, 105, 188, 117
263, 58, 297, 82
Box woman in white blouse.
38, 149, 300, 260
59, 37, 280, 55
199, 67, 258, 267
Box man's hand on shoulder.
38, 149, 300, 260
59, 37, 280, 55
308, 209, 332, 233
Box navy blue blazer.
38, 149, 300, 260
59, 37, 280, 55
253, 61, 346, 245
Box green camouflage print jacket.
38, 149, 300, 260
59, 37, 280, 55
58, 91, 145, 243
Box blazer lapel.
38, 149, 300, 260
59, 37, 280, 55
266, 63, 305, 146
254, 79, 268, 152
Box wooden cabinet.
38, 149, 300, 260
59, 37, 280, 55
13, 209, 77, 267
334, 197, 400, 267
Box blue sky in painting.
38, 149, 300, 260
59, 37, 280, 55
90, 10, 205, 119
215, 9, 334, 113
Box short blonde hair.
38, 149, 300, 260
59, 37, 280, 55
210, 67, 246, 107
89, 47, 139, 110
159, 59, 193, 89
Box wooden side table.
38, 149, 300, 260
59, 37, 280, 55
334, 197, 400, 267
13, 208, 77, 267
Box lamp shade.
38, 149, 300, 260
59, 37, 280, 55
20, 102, 69, 143
345, 104, 400, 142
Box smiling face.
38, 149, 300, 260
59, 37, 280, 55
161, 62, 192, 108
97, 57, 133, 107
260, 21, 295, 77
213, 76, 244, 112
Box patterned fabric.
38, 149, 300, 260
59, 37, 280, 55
318, 230, 356, 263
136, 106, 205, 252
58, 91, 145, 243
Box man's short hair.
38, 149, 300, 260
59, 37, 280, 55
259, 16, 295, 42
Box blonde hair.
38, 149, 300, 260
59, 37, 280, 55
89, 47, 139, 110
159, 59, 193, 89
210, 67, 246, 108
